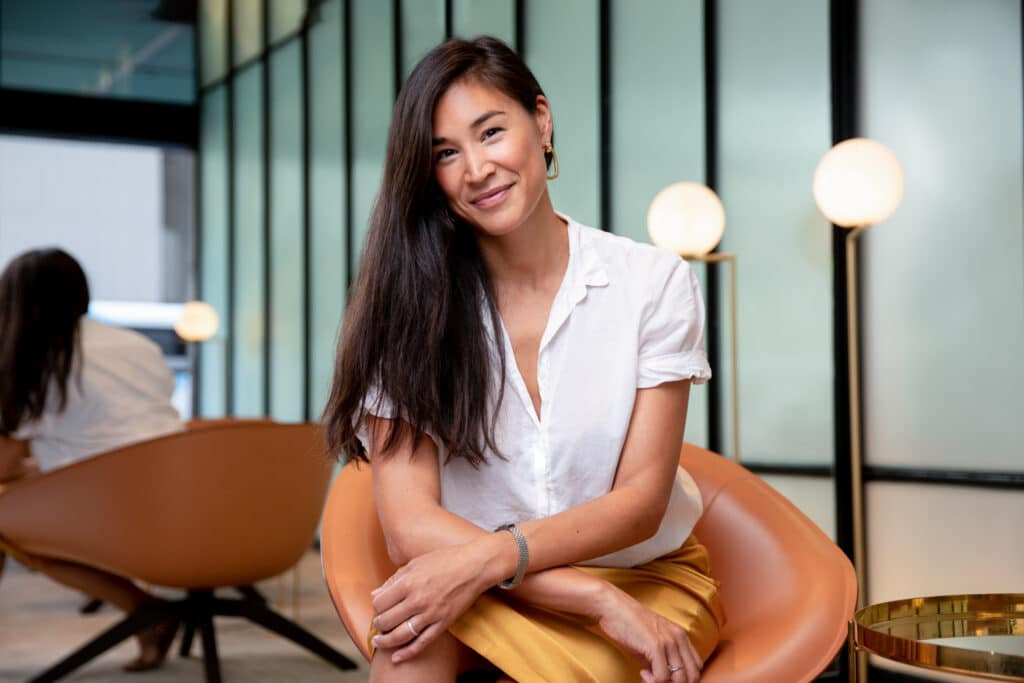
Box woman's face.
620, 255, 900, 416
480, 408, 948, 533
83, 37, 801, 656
432, 78, 552, 237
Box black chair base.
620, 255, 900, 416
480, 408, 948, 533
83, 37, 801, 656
29, 586, 358, 683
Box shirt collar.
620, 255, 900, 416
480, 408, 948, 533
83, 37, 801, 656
558, 211, 610, 289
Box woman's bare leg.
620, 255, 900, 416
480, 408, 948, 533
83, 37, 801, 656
370, 631, 509, 683
27, 554, 174, 669
370, 630, 461, 683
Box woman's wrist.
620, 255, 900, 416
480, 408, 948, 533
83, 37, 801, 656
472, 530, 522, 589
586, 580, 631, 622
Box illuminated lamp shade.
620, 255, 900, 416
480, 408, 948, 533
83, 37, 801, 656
647, 182, 726, 257
175, 301, 220, 342
813, 138, 904, 227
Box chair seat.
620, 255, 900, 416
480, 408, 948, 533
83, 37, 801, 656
321, 444, 857, 682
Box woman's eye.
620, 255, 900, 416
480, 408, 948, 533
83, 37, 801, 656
482, 127, 503, 140
435, 148, 456, 162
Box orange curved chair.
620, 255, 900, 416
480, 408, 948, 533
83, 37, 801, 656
321, 442, 856, 682
0, 422, 356, 683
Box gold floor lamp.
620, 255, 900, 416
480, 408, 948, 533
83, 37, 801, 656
647, 182, 740, 461
813, 138, 904, 683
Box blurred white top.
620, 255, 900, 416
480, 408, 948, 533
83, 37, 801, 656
15, 317, 184, 471
358, 214, 711, 568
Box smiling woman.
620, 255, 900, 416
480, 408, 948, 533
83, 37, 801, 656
322, 37, 721, 683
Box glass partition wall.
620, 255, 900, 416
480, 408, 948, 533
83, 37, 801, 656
196, 9, 1024, 681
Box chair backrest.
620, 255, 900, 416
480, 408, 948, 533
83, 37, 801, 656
0, 422, 334, 589
321, 444, 856, 681
682, 442, 856, 683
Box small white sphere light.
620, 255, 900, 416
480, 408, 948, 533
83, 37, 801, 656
647, 182, 726, 257
175, 301, 220, 342
813, 138, 904, 227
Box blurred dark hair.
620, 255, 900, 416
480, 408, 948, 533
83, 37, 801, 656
322, 36, 551, 466
0, 248, 90, 435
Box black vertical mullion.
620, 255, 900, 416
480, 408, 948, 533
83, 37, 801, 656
598, 0, 610, 232
301, 12, 312, 421
344, 0, 355, 290
514, 0, 524, 55
703, 0, 722, 454
192, 3, 203, 419
262, 0, 272, 417
225, 0, 236, 416
830, 0, 859, 570
393, 0, 404, 97
444, 0, 453, 39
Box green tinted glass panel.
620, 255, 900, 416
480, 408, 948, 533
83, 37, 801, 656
199, 87, 229, 416
608, 0, 707, 447
232, 0, 264, 66
269, 41, 305, 422
308, 0, 347, 418
350, 0, 394, 270
861, 0, 1024, 471
231, 64, 266, 416
524, 0, 600, 227
401, 0, 445, 81
452, 0, 514, 46
609, 0, 704, 243
270, 0, 306, 44
717, 0, 832, 463
200, 0, 228, 85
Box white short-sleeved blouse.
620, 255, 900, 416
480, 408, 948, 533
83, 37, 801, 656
14, 317, 184, 472
356, 214, 711, 567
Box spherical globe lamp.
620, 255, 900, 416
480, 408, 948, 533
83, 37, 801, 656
813, 138, 904, 228
647, 182, 726, 257
175, 301, 219, 342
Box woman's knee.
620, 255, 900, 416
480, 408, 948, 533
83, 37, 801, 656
370, 630, 461, 683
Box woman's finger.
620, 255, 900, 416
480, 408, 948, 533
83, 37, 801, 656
370, 579, 407, 615
390, 619, 444, 664
678, 635, 701, 681
372, 614, 424, 650
650, 642, 670, 683
372, 598, 418, 636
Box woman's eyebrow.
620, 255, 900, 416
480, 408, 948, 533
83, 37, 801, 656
432, 110, 506, 145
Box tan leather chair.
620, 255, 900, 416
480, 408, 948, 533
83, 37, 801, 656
321, 442, 857, 682
0, 422, 356, 683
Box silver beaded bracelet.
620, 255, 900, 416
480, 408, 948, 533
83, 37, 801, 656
496, 523, 529, 590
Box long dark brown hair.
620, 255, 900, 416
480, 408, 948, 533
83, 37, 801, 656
0, 248, 90, 435
323, 36, 553, 466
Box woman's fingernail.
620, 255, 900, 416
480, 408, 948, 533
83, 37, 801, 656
371, 636, 381, 647
392, 654, 403, 664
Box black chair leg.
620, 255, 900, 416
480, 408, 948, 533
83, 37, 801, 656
179, 619, 196, 657
198, 610, 222, 683
79, 598, 104, 614
235, 584, 267, 603
28, 603, 171, 683
214, 596, 357, 670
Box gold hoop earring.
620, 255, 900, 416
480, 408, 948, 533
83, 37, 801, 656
544, 143, 559, 181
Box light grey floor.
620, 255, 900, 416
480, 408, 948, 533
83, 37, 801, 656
0, 551, 370, 683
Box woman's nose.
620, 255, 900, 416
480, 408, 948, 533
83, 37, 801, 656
463, 151, 494, 183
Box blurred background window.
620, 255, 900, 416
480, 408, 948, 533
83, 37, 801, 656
0, 0, 195, 104
0, 134, 196, 418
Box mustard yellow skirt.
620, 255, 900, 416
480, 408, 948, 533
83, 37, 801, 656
371, 535, 725, 683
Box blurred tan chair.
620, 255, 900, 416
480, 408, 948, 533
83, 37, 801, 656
321, 442, 856, 682
0, 422, 356, 683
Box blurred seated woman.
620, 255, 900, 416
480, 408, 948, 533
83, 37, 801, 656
0, 248, 183, 671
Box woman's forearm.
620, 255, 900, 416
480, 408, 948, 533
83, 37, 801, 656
387, 505, 616, 620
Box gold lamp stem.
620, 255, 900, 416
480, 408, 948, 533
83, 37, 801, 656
846, 225, 868, 683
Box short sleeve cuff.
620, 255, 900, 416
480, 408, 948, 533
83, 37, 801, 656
637, 351, 712, 389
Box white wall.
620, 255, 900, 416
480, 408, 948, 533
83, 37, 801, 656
0, 134, 165, 302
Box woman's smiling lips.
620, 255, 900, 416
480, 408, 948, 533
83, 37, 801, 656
470, 183, 514, 208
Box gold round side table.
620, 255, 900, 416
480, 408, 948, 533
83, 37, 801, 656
850, 594, 1024, 681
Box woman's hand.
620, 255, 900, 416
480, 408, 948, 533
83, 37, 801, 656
369, 541, 495, 664
593, 585, 703, 683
